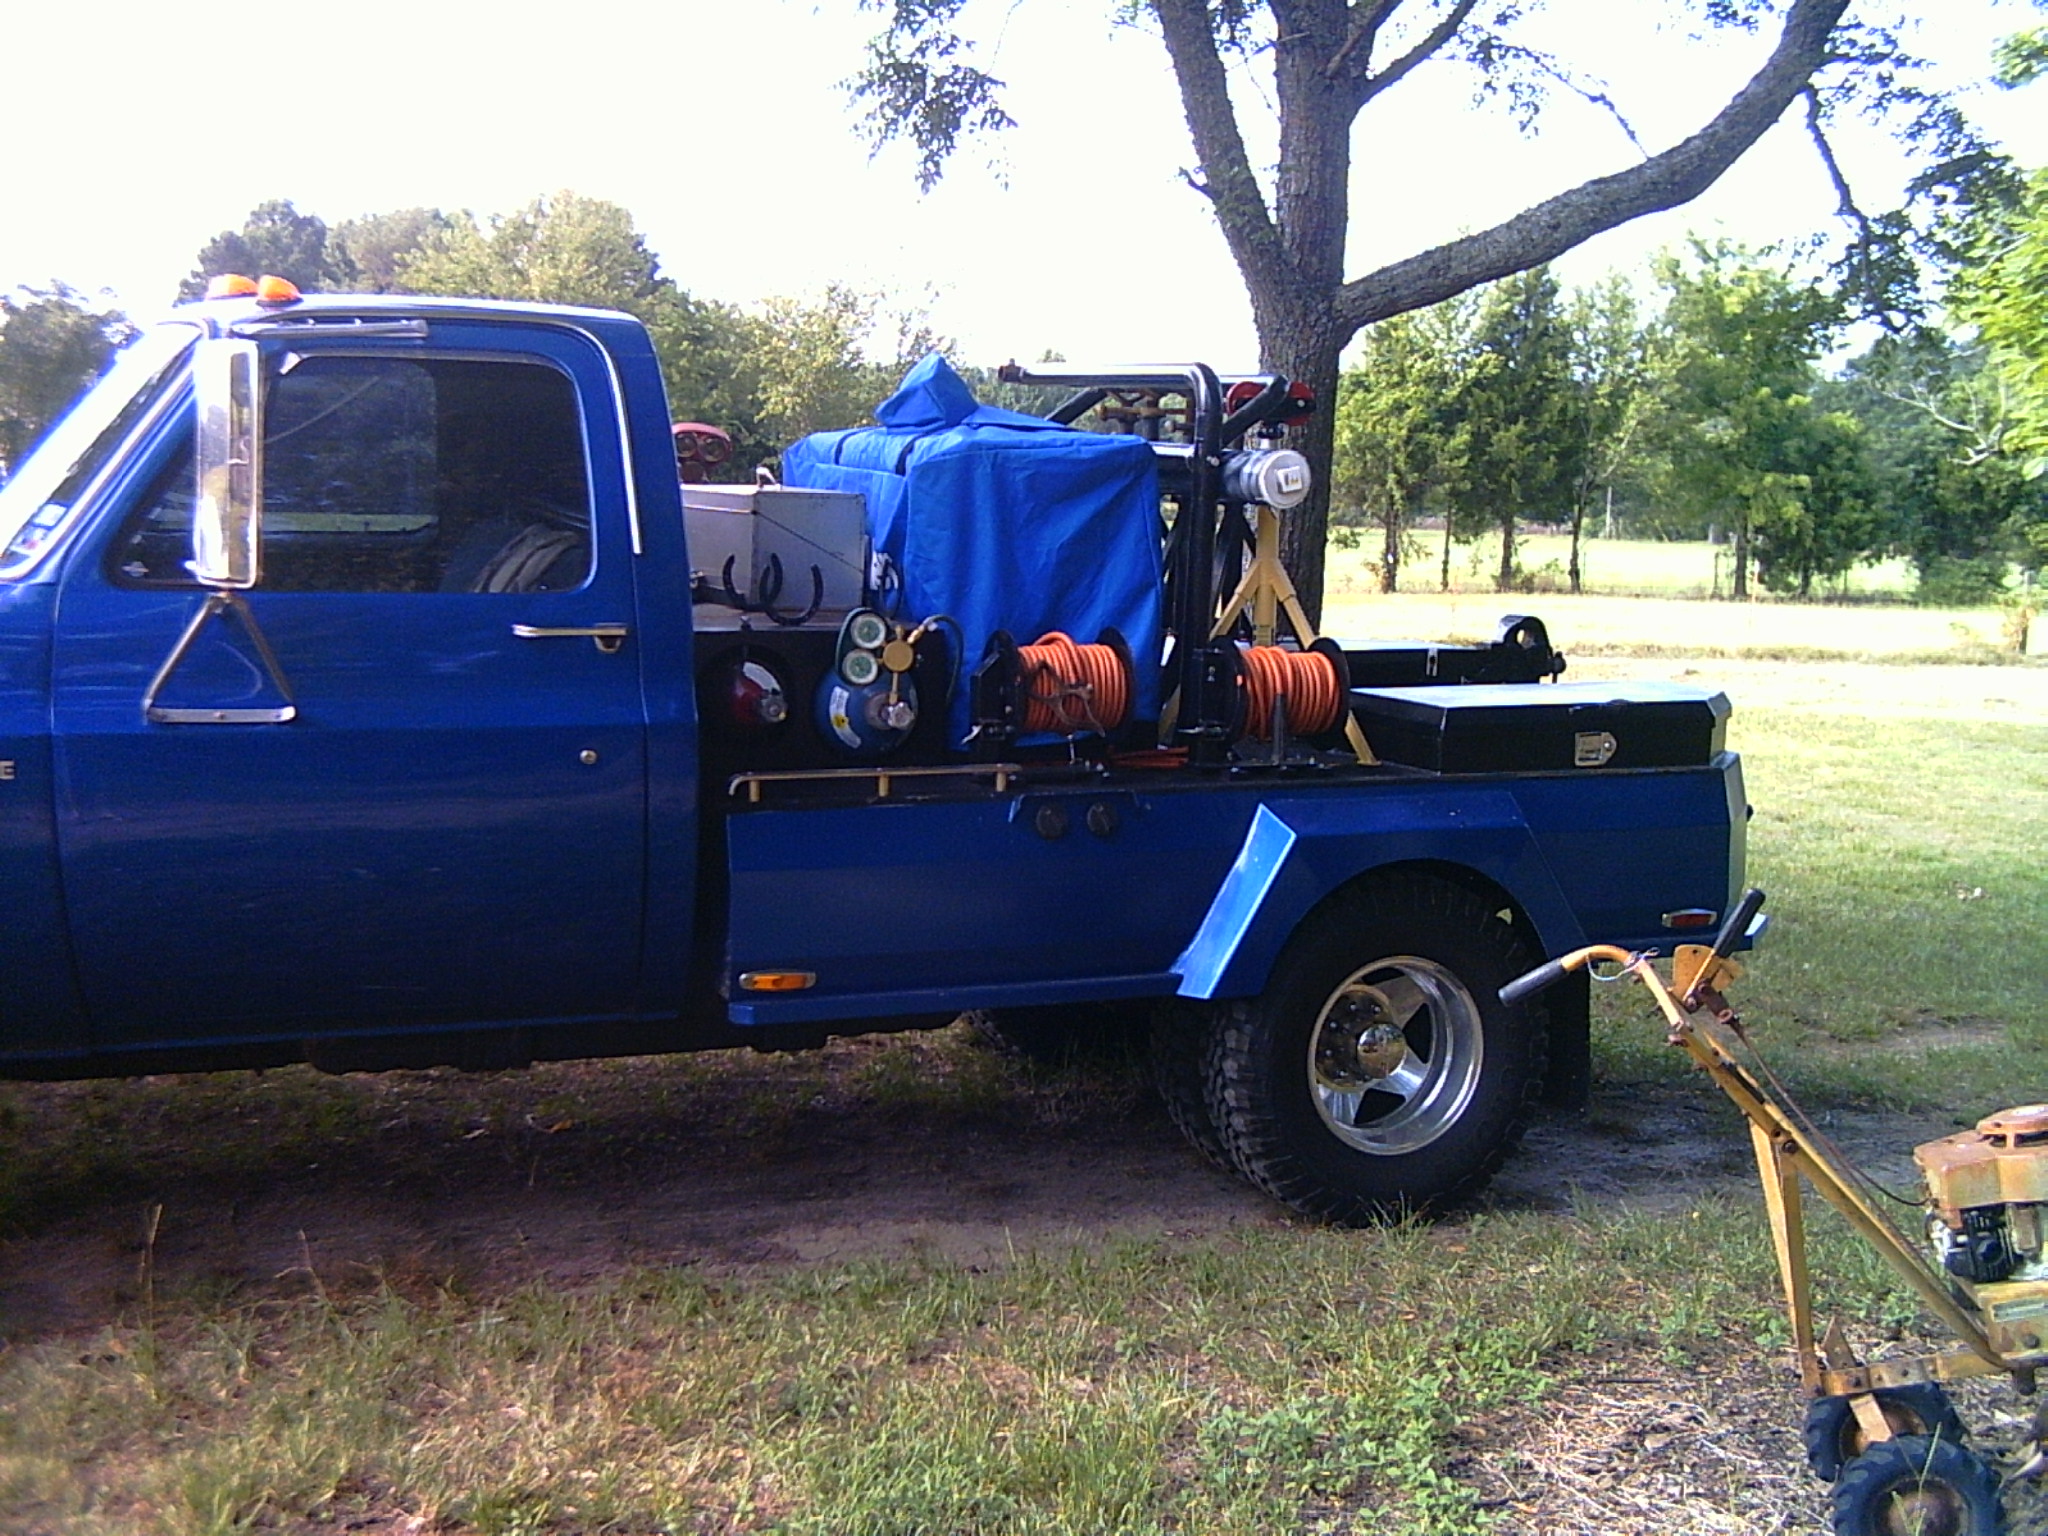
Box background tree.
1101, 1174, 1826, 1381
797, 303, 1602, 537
176, 192, 951, 474
1564, 274, 1662, 593
743, 284, 951, 447
399, 191, 677, 315
1953, 168, 2048, 478
1330, 299, 1466, 592
1834, 329, 2047, 600
1442, 267, 1581, 593
0, 283, 135, 479
854, 0, 1989, 625
1745, 398, 1878, 596
1653, 243, 1845, 597
178, 200, 347, 299
330, 208, 452, 293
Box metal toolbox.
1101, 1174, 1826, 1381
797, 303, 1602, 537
683, 485, 868, 619
1351, 680, 1730, 774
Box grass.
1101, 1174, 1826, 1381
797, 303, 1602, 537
1327, 530, 1922, 602
1, 596, 2045, 1534
0, 1206, 1910, 1535
1590, 695, 2048, 1112
1323, 531, 2041, 658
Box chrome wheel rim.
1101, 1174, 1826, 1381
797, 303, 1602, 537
1305, 956, 1484, 1155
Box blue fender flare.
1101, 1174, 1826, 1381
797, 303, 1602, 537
1171, 789, 1584, 1001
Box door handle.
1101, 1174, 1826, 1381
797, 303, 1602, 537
512, 623, 630, 655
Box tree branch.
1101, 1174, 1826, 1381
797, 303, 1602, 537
1154, 0, 1288, 297
1803, 86, 1872, 240
1355, 0, 1482, 105
1506, 45, 1649, 154
1332, 0, 1852, 333
1323, 0, 1404, 81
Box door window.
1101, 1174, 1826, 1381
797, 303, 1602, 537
110, 354, 592, 594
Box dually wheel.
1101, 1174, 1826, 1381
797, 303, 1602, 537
1204, 873, 1547, 1223
1150, 1000, 1231, 1171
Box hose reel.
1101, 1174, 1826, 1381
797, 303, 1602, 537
970, 629, 1137, 749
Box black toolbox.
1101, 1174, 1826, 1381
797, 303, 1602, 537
1350, 680, 1730, 774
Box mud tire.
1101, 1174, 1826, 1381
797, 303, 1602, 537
1205, 873, 1546, 1224
1149, 1001, 1232, 1171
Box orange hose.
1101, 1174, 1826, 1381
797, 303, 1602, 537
1018, 632, 1132, 735
1238, 644, 1343, 739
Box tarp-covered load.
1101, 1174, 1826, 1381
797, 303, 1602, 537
780, 355, 1164, 744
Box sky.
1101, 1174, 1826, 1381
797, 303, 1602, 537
1, 0, 2041, 374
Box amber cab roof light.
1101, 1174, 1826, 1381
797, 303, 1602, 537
201, 274, 303, 306
204, 274, 260, 300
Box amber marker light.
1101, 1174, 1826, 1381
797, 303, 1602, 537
737, 971, 817, 992
204, 274, 260, 299
254, 275, 302, 306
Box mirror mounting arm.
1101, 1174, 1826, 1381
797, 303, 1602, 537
143, 590, 298, 725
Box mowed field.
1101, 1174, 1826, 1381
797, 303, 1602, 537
1324, 533, 2035, 657
0, 593, 2044, 1536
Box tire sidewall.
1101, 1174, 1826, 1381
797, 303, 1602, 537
1213, 876, 1546, 1220
1831, 1435, 2003, 1536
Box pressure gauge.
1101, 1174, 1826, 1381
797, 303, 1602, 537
841, 648, 880, 686
847, 610, 889, 651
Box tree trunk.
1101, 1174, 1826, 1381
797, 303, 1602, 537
1568, 490, 1586, 595
1732, 513, 1751, 600
1262, 316, 1346, 629
1440, 519, 1453, 592
1495, 512, 1517, 592
1379, 487, 1400, 593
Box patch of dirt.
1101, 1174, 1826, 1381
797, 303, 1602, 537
0, 1033, 1280, 1336
0, 1035, 1960, 1336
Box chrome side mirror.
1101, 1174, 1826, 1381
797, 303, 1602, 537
190, 339, 263, 588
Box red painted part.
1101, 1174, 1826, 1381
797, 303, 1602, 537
673, 422, 734, 483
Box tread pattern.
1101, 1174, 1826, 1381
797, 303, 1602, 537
1204, 873, 1548, 1224
1150, 1001, 1233, 1172
1804, 1385, 1968, 1483
1831, 1435, 2003, 1536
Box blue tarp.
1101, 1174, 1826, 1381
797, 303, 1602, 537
781, 355, 1164, 744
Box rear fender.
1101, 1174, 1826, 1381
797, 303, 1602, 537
1172, 790, 1580, 1000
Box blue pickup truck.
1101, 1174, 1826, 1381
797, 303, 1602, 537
0, 285, 1746, 1222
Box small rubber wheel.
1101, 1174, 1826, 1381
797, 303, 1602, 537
1805, 1385, 1969, 1483
1149, 1001, 1231, 1171
1831, 1435, 2002, 1536
1204, 873, 1547, 1223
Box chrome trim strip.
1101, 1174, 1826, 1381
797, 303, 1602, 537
229, 318, 431, 340
147, 706, 298, 724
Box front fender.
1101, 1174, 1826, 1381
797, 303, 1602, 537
1172, 788, 1581, 1000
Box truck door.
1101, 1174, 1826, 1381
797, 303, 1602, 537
50, 324, 649, 1045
